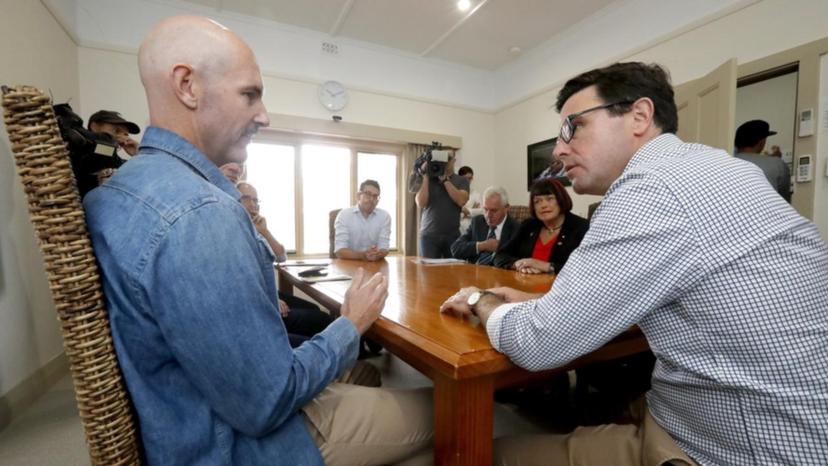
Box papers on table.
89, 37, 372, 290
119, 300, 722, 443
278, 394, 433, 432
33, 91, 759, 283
411, 258, 465, 265
278, 259, 332, 267
300, 274, 352, 284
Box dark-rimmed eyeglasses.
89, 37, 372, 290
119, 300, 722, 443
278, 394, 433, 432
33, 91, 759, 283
559, 100, 633, 143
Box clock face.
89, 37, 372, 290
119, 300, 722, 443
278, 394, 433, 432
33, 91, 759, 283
318, 80, 348, 112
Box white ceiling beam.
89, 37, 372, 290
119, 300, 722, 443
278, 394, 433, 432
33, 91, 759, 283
420, 0, 490, 58
329, 0, 356, 36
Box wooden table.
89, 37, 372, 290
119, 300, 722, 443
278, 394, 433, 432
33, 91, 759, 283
278, 257, 648, 465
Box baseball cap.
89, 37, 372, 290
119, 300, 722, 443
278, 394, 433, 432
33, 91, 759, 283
734, 120, 777, 148
88, 110, 140, 134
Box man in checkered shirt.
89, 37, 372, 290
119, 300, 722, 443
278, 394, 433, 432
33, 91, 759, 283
442, 62, 828, 465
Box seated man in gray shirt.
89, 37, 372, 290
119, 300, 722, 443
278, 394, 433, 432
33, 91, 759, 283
334, 179, 391, 261
734, 119, 791, 201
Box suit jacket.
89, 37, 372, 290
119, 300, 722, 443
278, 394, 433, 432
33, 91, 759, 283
494, 212, 589, 273
450, 215, 518, 263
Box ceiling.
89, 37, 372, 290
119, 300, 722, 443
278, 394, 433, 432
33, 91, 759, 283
180, 0, 617, 70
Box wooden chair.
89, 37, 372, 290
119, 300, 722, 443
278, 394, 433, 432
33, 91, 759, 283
508, 204, 531, 223
1, 85, 141, 465
328, 208, 342, 258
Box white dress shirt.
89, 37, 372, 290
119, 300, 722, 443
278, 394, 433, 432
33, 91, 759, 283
334, 206, 391, 252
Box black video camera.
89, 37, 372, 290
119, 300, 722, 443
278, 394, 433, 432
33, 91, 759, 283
53, 103, 124, 197
413, 141, 452, 179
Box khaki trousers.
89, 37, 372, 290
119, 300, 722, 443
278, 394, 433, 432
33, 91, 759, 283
302, 383, 434, 466
494, 399, 698, 466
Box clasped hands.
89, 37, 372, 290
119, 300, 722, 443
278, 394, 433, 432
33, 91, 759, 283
513, 258, 552, 274
363, 245, 385, 262
439, 286, 535, 318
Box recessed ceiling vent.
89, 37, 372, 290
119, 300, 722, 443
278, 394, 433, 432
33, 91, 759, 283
321, 42, 340, 56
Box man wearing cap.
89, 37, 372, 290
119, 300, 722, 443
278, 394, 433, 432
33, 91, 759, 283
88, 110, 141, 156
734, 119, 791, 201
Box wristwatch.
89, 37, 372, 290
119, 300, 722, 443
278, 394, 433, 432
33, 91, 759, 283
466, 290, 494, 315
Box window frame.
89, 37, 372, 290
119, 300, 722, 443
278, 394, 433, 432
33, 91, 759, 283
248, 130, 404, 258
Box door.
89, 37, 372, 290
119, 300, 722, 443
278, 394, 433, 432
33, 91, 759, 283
674, 58, 737, 153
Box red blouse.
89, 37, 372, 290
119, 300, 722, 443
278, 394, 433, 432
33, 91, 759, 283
531, 233, 558, 262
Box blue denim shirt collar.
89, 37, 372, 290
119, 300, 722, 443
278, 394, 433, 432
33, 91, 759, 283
140, 126, 240, 200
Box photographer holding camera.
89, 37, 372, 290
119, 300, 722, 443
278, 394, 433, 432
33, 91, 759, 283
88, 110, 141, 156
54, 104, 141, 198
413, 147, 469, 258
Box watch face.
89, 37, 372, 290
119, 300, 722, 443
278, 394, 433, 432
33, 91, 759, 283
467, 291, 482, 307
318, 80, 348, 111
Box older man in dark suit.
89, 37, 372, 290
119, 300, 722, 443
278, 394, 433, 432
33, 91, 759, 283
451, 186, 518, 265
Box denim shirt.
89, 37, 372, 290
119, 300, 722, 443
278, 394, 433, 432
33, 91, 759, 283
84, 127, 360, 465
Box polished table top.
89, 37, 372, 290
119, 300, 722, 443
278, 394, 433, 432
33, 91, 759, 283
279, 257, 644, 382
278, 256, 648, 465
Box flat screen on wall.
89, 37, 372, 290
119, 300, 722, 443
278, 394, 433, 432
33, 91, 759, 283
527, 137, 569, 190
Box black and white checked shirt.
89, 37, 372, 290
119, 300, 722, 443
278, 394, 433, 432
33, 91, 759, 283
487, 134, 828, 465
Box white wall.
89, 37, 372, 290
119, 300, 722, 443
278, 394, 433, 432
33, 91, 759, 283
0, 0, 77, 397
736, 72, 798, 157
77, 46, 498, 194
495, 0, 828, 223
814, 54, 828, 242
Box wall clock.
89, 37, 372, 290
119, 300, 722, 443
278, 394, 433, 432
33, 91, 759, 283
318, 80, 348, 112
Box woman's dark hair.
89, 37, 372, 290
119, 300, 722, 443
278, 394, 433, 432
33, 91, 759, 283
529, 178, 572, 218
458, 166, 474, 177
555, 62, 678, 135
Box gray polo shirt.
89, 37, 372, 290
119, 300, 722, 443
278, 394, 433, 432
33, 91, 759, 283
734, 152, 791, 201
420, 174, 470, 236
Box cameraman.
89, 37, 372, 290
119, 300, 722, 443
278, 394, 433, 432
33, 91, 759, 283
88, 110, 141, 156
414, 152, 469, 258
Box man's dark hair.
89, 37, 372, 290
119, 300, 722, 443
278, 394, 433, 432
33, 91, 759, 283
555, 62, 678, 135
458, 166, 474, 177
359, 179, 380, 192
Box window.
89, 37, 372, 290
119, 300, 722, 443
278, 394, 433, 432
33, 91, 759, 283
245, 136, 402, 256
246, 143, 296, 250
301, 144, 351, 254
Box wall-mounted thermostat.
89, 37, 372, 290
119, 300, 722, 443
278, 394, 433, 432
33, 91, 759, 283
796, 154, 813, 182
798, 108, 814, 137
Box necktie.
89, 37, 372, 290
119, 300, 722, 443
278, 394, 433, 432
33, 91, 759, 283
477, 227, 497, 265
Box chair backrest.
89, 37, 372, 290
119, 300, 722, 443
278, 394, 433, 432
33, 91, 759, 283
328, 208, 342, 258
508, 205, 531, 223
2, 85, 141, 465
588, 201, 601, 220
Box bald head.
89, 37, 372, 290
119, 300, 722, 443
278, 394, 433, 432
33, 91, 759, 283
138, 16, 270, 166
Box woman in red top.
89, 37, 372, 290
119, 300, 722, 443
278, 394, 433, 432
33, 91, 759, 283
494, 178, 589, 274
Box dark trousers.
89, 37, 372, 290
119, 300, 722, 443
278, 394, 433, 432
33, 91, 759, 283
279, 291, 381, 357
420, 233, 458, 258
279, 291, 335, 338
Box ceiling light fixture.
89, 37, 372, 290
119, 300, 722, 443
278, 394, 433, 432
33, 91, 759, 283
457, 0, 471, 12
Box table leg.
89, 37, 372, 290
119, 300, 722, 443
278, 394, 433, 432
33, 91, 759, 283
433, 374, 494, 465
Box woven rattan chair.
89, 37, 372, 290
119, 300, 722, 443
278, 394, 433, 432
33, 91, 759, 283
1, 85, 141, 465
507, 204, 531, 223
